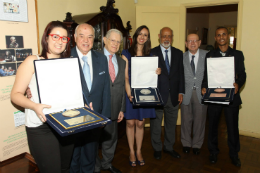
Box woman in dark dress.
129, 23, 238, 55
122, 25, 160, 166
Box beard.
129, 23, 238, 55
160, 41, 171, 48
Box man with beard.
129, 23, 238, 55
202, 27, 246, 167
150, 27, 184, 160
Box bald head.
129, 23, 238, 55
159, 27, 173, 49
74, 23, 95, 55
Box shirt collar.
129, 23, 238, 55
76, 46, 92, 59
189, 49, 199, 57
160, 44, 171, 53
104, 47, 114, 58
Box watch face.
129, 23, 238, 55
140, 89, 151, 95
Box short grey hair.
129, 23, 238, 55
105, 29, 123, 42
74, 23, 95, 38
159, 27, 174, 36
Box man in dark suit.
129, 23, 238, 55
150, 27, 185, 160
94, 29, 125, 173
202, 26, 246, 167
182, 34, 207, 155
70, 23, 111, 173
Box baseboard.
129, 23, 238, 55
239, 130, 260, 139
0, 152, 36, 167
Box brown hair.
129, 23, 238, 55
40, 21, 71, 59
129, 25, 151, 56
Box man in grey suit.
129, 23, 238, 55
181, 33, 207, 155
94, 29, 125, 173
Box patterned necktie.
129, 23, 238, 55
165, 50, 170, 74
109, 55, 116, 83
191, 55, 195, 76
82, 56, 92, 91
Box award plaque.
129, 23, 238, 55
34, 58, 111, 136
202, 57, 235, 104
131, 56, 164, 106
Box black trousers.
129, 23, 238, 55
207, 104, 240, 157
26, 123, 74, 173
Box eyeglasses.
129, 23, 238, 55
48, 34, 70, 43
108, 38, 121, 44
187, 40, 199, 44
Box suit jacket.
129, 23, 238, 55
151, 45, 185, 107
99, 50, 126, 120
201, 47, 246, 107
182, 49, 207, 105
71, 47, 111, 118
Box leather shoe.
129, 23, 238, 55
163, 149, 181, 158
209, 154, 218, 163
102, 166, 121, 173
193, 148, 200, 155
230, 156, 241, 167
183, 147, 190, 153
154, 150, 162, 160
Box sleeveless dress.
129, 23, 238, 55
122, 49, 156, 121
25, 55, 43, 127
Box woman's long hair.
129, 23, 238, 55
40, 21, 71, 59
128, 25, 151, 57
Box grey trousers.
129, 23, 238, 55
150, 96, 179, 151
95, 120, 118, 171
181, 90, 207, 148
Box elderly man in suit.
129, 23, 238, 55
70, 23, 111, 173
202, 27, 246, 167
181, 33, 207, 155
150, 27, 185, 160
94, 29, 125, 173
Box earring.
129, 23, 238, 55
64, 49, 66, 52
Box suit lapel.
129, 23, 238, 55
196, 49, 204, 76
113, 55, 121, 83
91, 50, 100, 93
184, 51, 193, 75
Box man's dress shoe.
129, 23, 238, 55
230, 156, 241, 167
154, 150, 162, 160
209, 154, 218, 163
102, 166, 121, 173
193, 148, 200, 155
163, 149, 181, 158
183, 147, 190, 153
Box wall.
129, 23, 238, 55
186, 13, 209, 49
208, 11, 238, 46
136, 0, 260, 138
37, 0, 136, 50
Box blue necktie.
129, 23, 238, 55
165, 50, 170, 74
82, 56, 92, 91
191, 55, 195, 76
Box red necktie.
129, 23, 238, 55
109, 55, 116, 83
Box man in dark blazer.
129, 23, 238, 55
150, 27, 185, 160
70, 23, 111, 173
202, 26, 246, 167
94, 29, 125, 173
182, 34, 207, 155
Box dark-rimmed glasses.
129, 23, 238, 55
48, 34, 70, 43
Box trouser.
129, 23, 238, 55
95, 120, 118, 171
207, 104, 240, 157
26, 123, 74, 173
150, 96, 179, 151
181, 89, 207, 148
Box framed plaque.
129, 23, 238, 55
131, 56, 163, 106
34, 57, 111, 136
202, 56, 235, 104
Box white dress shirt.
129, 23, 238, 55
189, 49, 199, 73
104, 47, 118, 77
76, 46, 93, 82
160, 45, 171, 65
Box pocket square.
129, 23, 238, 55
99, 71, 105, 75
